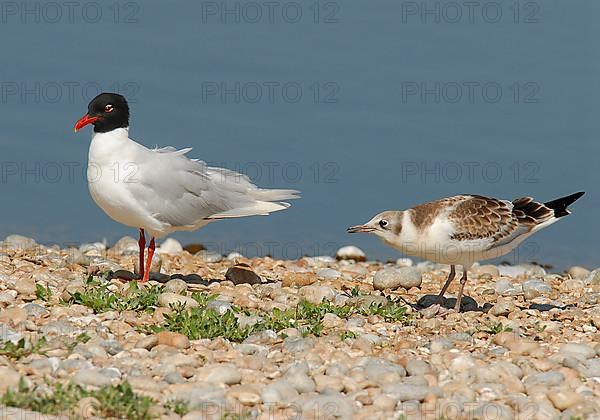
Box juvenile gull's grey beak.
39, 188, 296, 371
347, 225, 374, 233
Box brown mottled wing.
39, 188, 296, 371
511, 196, 554, 226
449, 195, 555, 247
448, 195, 517, 242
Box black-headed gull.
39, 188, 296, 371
74, 92, 299, 282
348, 192, 584, 311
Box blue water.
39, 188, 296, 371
0, 1, 598, 270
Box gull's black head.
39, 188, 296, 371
74, 92, 130, 133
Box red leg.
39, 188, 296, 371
141, 237, 155, 283
138, 228, 146, 280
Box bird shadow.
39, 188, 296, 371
415, 294, 493, 313
107, 269, 279, 286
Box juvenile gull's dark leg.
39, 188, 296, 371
437, 265, 456, 302
454, 268, 468, 312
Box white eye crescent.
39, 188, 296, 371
379, 220, 389, 228
105, 104, 114, 112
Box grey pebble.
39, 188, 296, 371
206, 300, 232, 315
23, 303, 49, 318
163, 278, 188, 295
524, 371, 565, 386
382, 383, 442, 402
373, 266, 422, 291
283, 336, 315, 353
522, 279, 553, 300
72, 368, 114, 387
261, 380, 299, 404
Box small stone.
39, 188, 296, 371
261, 380, 299, 404
22, 303, 49, 318
183, 243, 205, 254
406, 360, 432, 376
382, 383, 441, 402
430, 337, 454, 353
295, 395, 354, 419
164, 371, 186, 384
559, 343, 596, 360
158, 293, 199, 309
560, 278, 584, 292
0, 307, 27, 325
396, 258, 413, 267
548, 389, 583, 410
157, 238, 183, 255
156, 331, 190, 349
41, 320, 75, 337
585, 269, 600, 285
475, 264, 500, 277
282, 272, 317, 288
135, 335, 159, 350
74, 397, 101, 418
15, 277, 36, 296
200, 364, 242, 385
373, 267, 422, 290
495, 278, 518, 295
225, 264, 261, 285
111, 236, 138, 255
284, 337, 314, 353
522, 279, 553, 300
164, 279, 188, 295
72, 369, 114, 387
227, 385, 262, 405
80, 242, 106, 256
524, 371, 564, 386
0, 367, 21, 392
322, 313, 344, 329
285, 362, 316, 393
316, 268, 342, 279
314, 375, 344, 393
207, 300, 232, 315
0, 290, 17, 304
3, 234, 38, 250
567, 266, 591, 279
489, 299, 516, 317
299, 284, 335, 304
499, 264, 546, 278
195, 250, 223, 263
227, 252, 245, 260
336, 245, 366, 262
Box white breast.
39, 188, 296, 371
87, 129, 161, 233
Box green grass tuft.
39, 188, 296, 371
63, 277, 163, 313
0, 337, 46, 360
1, 379, 154, 419
146, 292, 411, 343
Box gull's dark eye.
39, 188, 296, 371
105, 104, 114, 113
379, 220, 389, 229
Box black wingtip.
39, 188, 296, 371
544, 191, 585, 218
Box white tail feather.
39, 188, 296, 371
207, 201, 291, 219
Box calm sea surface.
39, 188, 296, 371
1, 1, 598, 270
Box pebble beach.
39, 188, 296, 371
1, 234, 599, 419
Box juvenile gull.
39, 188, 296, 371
348, 192, 584, 311
74, 92, 299, 282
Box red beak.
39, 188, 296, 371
74, 114, 99, 132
